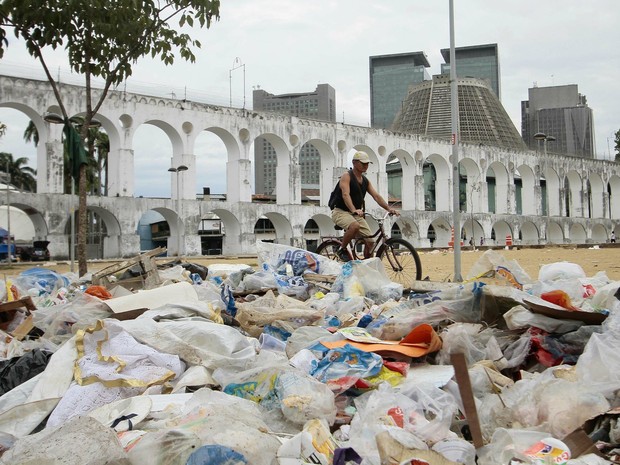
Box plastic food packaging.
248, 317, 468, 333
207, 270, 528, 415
522, 437, 571, 465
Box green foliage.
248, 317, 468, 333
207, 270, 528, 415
0, 152, 36, 192
615, 129, 620, 163
0, 0, 220, 88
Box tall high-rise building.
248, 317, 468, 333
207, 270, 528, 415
369, 52, 431, 129
440, 43, 501, 99
253, 84, 336, 194
521, 84, 595, 158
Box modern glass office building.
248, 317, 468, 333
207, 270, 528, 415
369, 52, 431, 129
252, 84, 336, 194
440, 43, 501, 99
521, 84, 595, 158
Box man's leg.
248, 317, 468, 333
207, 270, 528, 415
363, 238, 374, 258
341, 221, 360, 250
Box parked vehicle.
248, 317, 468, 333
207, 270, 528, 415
19, 240, 50, 262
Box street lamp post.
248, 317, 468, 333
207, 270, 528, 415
534, 132, 556, 243
43, 112, 101, 272
168, 165, 188, 256
229, 57, 246, 109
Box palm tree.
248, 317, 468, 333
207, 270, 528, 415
0, 123, 6, 138
23, 120, 39, 146
86, 126, 109, 195
0, 152, 37, 192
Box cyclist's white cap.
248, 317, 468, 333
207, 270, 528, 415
352, 151, 372, 164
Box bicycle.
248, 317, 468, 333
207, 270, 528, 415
315, 211, 422, 288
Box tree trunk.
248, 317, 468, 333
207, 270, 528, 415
78, 161, 88, 276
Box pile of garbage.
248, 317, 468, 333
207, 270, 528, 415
0, 242, 618, 465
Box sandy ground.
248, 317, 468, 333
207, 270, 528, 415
2, 244, 620, 283
417, 245, 620, 282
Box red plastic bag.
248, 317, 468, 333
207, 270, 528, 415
540, 289, 579, 311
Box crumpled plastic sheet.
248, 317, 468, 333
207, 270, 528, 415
367, 282, 484, 340
47, 319, 185, 427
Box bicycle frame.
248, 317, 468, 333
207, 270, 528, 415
321, 211, 393, 259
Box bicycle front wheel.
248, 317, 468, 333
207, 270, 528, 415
377, 238, 422, 288
315, 239, 346, 263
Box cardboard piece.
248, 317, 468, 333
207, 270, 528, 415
375, 431, 459, 465
103, 281, 199, 315
320, 324, 442, 358
0, 296, 37, 340
522, 296, 607, 325
562, 428, 603, 459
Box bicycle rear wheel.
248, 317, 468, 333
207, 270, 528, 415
315, 239, 346, 263
377, 238, 422, 288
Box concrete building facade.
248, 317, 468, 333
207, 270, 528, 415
1, 75, 620, 261
521, 84, 595, 158
392, 75, 526, 151
253, 84, 336, 193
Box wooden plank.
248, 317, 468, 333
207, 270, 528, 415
450, 352, 485, 449
303, 274, 337, 284
92, 247, 165, 284
10, 314, 33, 340
0, 296, 36, 313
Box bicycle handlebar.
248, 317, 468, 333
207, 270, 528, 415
361, 211, 396, 222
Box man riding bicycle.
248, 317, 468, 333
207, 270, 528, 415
330, 150, 399, 261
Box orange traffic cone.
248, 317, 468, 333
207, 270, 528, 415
448, 228, 455, 248
505, 234, 513, 248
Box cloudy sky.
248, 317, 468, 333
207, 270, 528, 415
0, 0, 618, 197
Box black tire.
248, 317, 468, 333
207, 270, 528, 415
377, 238, 422, 289
315, 239, 346, 263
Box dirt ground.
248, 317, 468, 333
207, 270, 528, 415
417, 245, 620, 282
2, 244, 620, 283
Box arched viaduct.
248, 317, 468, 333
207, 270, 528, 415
1, 75, 620, 259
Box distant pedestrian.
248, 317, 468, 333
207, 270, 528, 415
480, 237, 484, 246
611, 231, 616, 243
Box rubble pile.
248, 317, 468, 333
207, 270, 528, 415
0, 243, 618, 465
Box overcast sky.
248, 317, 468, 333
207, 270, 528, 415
0, 0, 618, 197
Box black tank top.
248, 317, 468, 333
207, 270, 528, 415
334, 169, 368, 211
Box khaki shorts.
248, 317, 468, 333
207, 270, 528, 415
331, 208, 372, 237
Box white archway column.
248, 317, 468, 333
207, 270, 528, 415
413, 174, 425, 211
602, 191, 610, 219
227, 137, 253, 203
40, 124, 64, 194
436, 171, 451, 212
108, 147, 134, 197
276, 146, 301, 205
479, 181, 489, 213
506, 183, 516, 214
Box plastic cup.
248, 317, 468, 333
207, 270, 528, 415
258, 333, 286, 352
